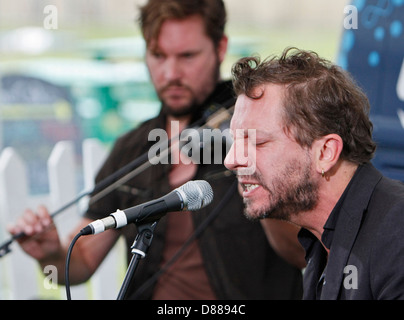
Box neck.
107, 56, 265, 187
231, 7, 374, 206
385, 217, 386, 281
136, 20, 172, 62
291, 161, 358, 246
166, 114, 192, 138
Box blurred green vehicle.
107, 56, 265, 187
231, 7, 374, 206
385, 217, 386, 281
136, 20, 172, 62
0, 33, 258, 194
0, 36, 160, 194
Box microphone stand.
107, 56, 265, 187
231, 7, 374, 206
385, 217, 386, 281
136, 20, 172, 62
116, 221, 158, 300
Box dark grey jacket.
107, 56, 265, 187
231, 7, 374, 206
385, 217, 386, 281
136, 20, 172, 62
300, 163, 404, 299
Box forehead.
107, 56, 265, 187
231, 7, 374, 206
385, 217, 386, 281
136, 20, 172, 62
150, 15, 210, 50
231, 84, 285, 131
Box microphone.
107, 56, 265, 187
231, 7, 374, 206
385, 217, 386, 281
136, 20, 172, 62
81, 180, 213, 235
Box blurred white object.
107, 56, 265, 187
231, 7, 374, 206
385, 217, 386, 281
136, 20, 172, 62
0, 27, 55, 55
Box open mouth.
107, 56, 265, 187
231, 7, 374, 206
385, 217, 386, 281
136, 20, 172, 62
241, 183, 260, 193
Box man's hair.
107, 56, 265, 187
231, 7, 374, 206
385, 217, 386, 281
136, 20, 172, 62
138, 0, 226, 48
231, 47, 377, 165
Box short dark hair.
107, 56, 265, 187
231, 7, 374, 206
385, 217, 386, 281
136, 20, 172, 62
231, 47, 377, 165
138, 0, 227, 48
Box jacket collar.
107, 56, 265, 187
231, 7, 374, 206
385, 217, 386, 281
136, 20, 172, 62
320, 162, 382, 299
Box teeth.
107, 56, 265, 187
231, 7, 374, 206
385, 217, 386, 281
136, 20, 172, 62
244, 184, 259, 192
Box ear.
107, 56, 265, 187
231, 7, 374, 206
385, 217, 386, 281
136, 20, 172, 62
217, 35, 228, 63
312, 134, 343, 177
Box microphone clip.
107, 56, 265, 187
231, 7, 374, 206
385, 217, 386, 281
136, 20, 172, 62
130, 221, 158, 258
117, 220, 158, 300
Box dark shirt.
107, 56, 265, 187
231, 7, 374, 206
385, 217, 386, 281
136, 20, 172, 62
298, 169, 354, 299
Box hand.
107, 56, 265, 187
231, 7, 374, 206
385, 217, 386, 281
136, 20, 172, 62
7, 205, 63, 262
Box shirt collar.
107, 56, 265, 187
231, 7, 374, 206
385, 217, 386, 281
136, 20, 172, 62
298, 164, 363, 252
321, 165, 364, 249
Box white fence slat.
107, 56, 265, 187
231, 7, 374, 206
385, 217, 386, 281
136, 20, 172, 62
0, 147, 39, 299
80, 139, 126, 299
48, 140, 78, 237
47, 140, 90, 299
81, 138, 125, 300
79, 138, 108, 214
0, 139, 125, 300
0, 148, 29, 221
82, 138, 108, 189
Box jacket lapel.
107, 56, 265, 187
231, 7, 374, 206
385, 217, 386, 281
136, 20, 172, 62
320, 163, 382, 299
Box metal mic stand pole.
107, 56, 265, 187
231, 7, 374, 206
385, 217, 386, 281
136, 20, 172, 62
117, 221, 158, 300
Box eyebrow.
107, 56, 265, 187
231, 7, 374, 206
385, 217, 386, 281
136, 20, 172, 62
148, 44, 203, 56
230, 129, 273, 140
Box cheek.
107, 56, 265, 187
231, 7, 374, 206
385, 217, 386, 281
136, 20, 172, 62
146, 60, 160, 86
255, 146, 279, 169
190, 54, 218, 82
254, 146, 289, 182
145, 55, 169, 87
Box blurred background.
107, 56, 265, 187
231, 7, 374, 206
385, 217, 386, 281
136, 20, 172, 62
1, 0, 404, 300
0, 0, 349, 195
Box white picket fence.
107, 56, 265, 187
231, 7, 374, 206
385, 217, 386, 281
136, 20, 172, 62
0, 139, 126, 300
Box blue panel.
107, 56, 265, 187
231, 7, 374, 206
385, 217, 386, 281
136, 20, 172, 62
338, 0, 404, 181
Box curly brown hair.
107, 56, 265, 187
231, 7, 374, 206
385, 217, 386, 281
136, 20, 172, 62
231, 47, 376, 165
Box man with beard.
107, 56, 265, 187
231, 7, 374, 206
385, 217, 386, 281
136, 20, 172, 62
8, 0, 305, 300
225, 47, 404, 299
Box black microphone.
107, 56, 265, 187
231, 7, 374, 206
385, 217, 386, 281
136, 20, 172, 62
81, 180, 213, 235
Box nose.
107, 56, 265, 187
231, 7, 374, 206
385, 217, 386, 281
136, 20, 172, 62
224, 133, 256, 176
224, 142, 237, 171
164, 57, 182, 82
224, 138, 247, 171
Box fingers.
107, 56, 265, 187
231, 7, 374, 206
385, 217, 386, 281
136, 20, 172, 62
7, 205, 53, 237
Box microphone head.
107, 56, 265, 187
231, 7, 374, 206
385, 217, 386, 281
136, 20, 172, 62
177, 180, 214, 211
